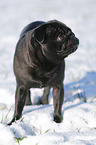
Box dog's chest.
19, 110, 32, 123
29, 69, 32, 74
27, 64, 61, 88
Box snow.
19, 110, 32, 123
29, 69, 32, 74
0, 0, 96, 144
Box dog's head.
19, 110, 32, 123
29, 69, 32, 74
33, 20, 79, 63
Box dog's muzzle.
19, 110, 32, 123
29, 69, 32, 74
57, 33, 79, 58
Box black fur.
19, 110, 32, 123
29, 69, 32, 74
8, 20, 79, 125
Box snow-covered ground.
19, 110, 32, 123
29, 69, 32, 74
0, 0, 96, 144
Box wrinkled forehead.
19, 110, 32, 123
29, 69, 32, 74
47, 20, 67, 28
47, 20, 71, 33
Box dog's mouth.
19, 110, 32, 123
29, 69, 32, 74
57, 34, 79, 58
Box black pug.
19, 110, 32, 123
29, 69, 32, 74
8, 20, 79, 125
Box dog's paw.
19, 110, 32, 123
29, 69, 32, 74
7, 114, 21, 125
54, 114, 63, 123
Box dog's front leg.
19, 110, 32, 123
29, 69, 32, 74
8, 85, 27, 125
53, 84, 64, 123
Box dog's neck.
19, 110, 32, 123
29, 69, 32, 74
25, 31, 61, 73
30, 32, 58, 69
36, 48, 56, 69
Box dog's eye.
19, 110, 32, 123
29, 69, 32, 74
57, 34, 65, 42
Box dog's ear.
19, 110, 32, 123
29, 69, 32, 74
34, 23, 55, 43
34, 25, 45, 43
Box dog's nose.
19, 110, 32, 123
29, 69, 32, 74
76, 38, 79, 45
71, 34, 79, 44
